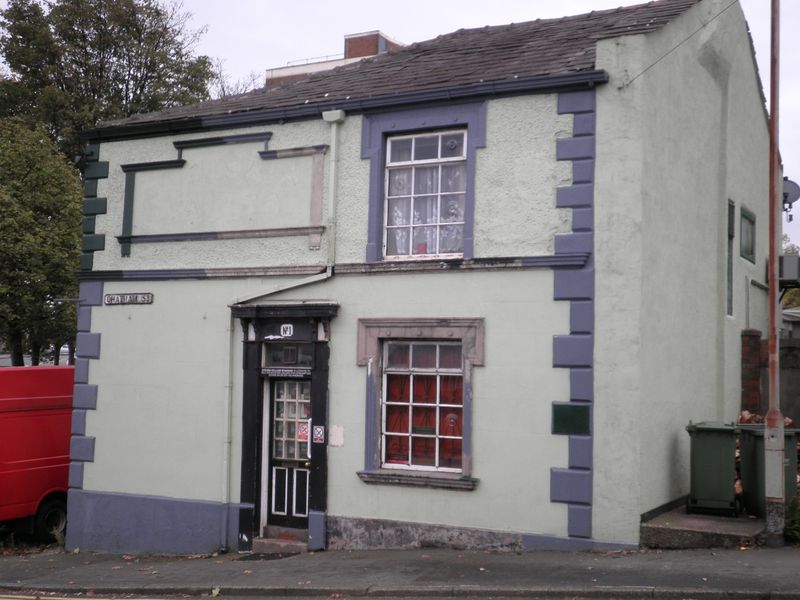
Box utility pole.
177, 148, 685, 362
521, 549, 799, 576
765, 0, 785, 547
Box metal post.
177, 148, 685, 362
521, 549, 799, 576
765, 0, 785, 547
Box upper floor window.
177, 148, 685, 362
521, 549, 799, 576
361, 103, 486, 263
384, 131, 467, 258
740, 207, 756, 263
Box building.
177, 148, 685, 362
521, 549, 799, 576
264, 31, 402, 90
67, 0, 774, 553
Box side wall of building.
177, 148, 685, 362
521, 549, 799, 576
592, 0, 771, 543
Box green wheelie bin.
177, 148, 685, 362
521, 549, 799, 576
686, 422, 739, 516
738, 425, 798, 517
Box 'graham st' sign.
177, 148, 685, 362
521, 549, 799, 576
104, 293, 154, 305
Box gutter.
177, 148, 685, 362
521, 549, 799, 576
85, 70, 609, 142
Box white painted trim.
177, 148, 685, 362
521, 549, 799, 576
259, 386, 271, 533
293, 468, 310, 517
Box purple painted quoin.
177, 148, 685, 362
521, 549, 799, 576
70, 280, 104, 489
551, 89, 596, 540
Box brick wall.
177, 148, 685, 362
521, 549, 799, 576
345, 34, 379, 59
780, 338, 800, 424
741, 329, 764, 413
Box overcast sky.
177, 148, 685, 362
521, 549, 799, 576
189, 0, 800, 243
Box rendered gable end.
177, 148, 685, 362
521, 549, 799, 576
593, 0, 771, 543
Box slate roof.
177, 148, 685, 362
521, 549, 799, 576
99, 0, 701, 132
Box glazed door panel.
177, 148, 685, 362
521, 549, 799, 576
266, 379, 311, 529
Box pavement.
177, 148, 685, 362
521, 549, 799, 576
1, 544, 800, 599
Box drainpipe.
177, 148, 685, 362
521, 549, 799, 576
221, 111, 347, 545
219, 314, 236, 552
322, 109, 346, 268
229, 109, 346, 306
765, 0, 785, 547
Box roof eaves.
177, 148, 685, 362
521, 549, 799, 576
86, 69, 609, 142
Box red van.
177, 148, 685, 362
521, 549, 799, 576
0, 366, 72, 541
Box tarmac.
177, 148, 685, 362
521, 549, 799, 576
1, 544, 800, 599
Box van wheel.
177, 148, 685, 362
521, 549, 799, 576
35, 498, 67, 543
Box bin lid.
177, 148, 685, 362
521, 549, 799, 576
738, 424, 798, 437
686, 421, 736, 433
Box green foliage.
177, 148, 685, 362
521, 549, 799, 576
0, 118, 82, 364
0, 1, 215, 362
783, 235, 800, 309
784, 234, 799, 256
0, 0, 214, 159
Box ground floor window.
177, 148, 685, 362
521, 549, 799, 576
383, 341, 463, 471
356, 318, 484, 489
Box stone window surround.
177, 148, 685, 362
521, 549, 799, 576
361, 102, 487, 263
356, 318, 484, 490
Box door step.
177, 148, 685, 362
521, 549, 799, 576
640, 505, 765, 549
252, 536, 307, 555
252, 526, 308, 555
265, 525, 308, 542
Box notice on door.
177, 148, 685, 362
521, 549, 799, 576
313, 425, 325, 444
297, 422, 309, 442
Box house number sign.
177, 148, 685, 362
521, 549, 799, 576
104, 293, 153, 305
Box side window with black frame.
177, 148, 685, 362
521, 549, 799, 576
740, 207, 756, 263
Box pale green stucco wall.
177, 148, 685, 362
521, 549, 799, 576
474, 96, 573, 257
265, 271, 570, 534
94, 122, 332, 271
132, 152, 313, 234
83, 91, 581, 538
592, 0, 771, 543
91, 95, 571, 271
84, 268, 571, 537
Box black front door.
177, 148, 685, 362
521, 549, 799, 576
266, 377, 312, 529
233, 305, 337, 551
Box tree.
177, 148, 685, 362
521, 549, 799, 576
0, 119, 82, 366
209, 58, 262, 99
0, 0, 214, 160
783, 234, 800, 309
0, 0, 217, 364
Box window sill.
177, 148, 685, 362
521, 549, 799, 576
383, 254, 464, 262
337, 254, 590, 275
357, 469, 479, 491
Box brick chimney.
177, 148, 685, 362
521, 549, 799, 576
265, 31, 402, 90
344, 31, 402, 59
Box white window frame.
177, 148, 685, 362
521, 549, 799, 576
356, 318, 484, 489
383, 130, 468, 260
381, 341, 464, 473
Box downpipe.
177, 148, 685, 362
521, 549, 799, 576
220, 110, 346, 549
